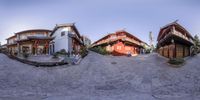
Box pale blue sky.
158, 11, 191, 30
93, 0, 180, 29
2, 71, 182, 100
0, 0, 200, 45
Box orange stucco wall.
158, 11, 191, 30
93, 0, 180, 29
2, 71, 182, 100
111, 41, 139, 56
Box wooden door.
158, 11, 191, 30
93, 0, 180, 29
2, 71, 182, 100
184, 46, 189, 57
176, 44, 184, 58
169, 44, 174, 58
163, 46, 169, 57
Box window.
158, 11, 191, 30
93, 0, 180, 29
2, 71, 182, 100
36, 33, 45, 37
110, 35, 117, 39
117, 46, 121, 50
61, 31, 65, 37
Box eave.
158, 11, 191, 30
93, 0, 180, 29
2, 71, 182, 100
157, 33, 194, 47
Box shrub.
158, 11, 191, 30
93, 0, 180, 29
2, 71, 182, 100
23, 52, 29, 59
14, 52, 18, 56
52, 52, 59, 59
80, 46, 88, 58
59, 49, 69, 56
90, 46, 110, 55
53, 49, 70, 57
168, 58, 185, 65
145, 49, 151, 54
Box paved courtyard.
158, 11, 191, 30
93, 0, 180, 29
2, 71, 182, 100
0, 51, 200, 100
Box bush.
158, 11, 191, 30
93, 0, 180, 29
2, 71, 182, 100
80, 46, 88, 58
23, 52, 29, 59
90, 46, 110, 55
52, 52, 59, 59
53, 49, 69, 58
14, 52, 18, 56
168, 58, 185, 65
145, 49, 151, 54
59, 49, 69, 56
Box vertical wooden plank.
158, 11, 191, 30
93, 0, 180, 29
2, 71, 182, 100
174, 44, 176, 58
183, 46, 185, 57
167, 46, 169, 57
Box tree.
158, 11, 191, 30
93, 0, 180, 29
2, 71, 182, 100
191, 34, 200, 55
194, 35, 200, 47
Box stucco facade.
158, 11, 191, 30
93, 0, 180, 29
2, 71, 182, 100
92, 30, 145, 56
50, 23, 83, 55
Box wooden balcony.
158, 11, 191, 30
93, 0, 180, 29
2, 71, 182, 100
95, 36, 141, 46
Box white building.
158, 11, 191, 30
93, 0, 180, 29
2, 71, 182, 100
49, 23, 83, 55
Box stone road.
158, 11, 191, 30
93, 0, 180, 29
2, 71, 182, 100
0, 52, 200, 100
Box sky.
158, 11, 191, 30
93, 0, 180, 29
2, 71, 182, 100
0, 0, 200, 45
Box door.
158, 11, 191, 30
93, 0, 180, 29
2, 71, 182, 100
176, 44, 184, 58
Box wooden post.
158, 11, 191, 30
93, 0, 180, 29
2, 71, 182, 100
168, 45, 169, 58
34, 40, 38, 55
45, 40, 49, 55
174, 44, 176, 58
183, 46, 185, 57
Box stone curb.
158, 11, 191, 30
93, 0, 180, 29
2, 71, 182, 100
3, 53, 68, 67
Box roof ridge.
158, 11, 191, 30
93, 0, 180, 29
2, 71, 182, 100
56, 23, 75, 27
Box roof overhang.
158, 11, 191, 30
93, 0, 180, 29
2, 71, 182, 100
157, 33, 194, 47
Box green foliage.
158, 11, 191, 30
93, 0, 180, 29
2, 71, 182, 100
52, 52, 59, 59
194, 35, 200, 46
80, 46, 88, 58
52, 49, 67, 59
90, 46, 110, 55
59, 49, 69, 56
142, 44, 151, 54
145, 48, 151, 54
168, 58, 185, 65
22, 52, 29, 59
53, 49, 69, 58
191, 34, 200, 56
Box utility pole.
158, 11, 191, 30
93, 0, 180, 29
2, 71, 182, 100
149, 31, 154, 52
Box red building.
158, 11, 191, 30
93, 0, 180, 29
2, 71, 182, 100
92, 30, 146, 56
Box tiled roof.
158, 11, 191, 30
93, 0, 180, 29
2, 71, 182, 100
50, 23, 81, 38
15, 29, 52, 35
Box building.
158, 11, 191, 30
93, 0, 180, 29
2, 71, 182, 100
82, 35, 91, 48
0, 44, 7, 53
6, 35, 17, 55
49, 23, 84, 55
157, 21, 194, 58
92, 30, 146, 56
6, 29, 53, 55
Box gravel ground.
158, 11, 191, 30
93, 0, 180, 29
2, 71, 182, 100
0, 51, 200, 100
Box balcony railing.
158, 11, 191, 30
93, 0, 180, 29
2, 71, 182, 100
95, 36, 141, 46
159, 31, 194, 44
